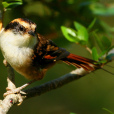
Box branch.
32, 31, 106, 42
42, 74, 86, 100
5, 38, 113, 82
24, 68, 87, 99
23, 53, 114, 99
0, 53, 113, 114
0, 94, 20, 114
24, 51, 114, 99
0, 63, 18, 114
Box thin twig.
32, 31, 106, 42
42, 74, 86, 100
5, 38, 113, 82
85, 46, 92, 54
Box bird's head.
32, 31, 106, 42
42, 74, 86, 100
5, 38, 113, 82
3, 18, 37, 48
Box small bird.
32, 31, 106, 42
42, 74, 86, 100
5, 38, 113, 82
0, 18, 100, 95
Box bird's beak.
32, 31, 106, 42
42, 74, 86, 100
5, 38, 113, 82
28, 30, 35, 36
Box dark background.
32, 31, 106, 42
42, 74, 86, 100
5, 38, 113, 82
0, 0, 114, 114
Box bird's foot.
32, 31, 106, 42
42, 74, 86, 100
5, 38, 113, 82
3, 87, 26, 105
3, 80, 35, 105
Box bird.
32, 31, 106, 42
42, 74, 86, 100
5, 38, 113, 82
0, 18, 101, 97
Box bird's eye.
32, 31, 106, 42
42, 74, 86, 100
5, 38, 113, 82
20, 26, 24, 31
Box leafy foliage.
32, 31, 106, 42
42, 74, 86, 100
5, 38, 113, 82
61, 19, 113, 61
2, 0, 22, 10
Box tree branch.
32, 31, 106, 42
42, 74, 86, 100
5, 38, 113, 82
0, 52, 113, 114
24, 51, 114, 99
24, 68, 87, 99
0, 94, 20, 114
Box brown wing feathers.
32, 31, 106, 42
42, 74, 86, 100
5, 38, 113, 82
62, 53, 99, 71
35, 33, 100, 72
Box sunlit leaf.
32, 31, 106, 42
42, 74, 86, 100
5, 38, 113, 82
92, 47, 99, 60
2, 2, 9, 8
74, 21, 89, 44
61, 26, 79, 43
2, 0, 22, 10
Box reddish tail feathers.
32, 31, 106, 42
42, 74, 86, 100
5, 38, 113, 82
62, 53, 100, 72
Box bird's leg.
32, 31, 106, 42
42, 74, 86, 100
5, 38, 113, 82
4, 80, 35, 97
3, 80, 36, 105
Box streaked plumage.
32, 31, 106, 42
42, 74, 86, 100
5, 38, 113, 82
0, 18, 100, 80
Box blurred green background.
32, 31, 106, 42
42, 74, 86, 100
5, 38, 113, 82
0, 0, 114, 114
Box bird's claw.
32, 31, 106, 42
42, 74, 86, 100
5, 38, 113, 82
3, 87, 26, 105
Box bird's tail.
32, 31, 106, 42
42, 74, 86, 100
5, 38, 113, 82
62, 53, 101, 72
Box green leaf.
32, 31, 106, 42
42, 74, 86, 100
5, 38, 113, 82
2, 2, 9, 8
107, 45, 114, 53
88, 18, 96, 31
61, 22, 89, 45
94, 35, 111, 52
99, 46, 114, 59
74, 21, 89, 43
93, 32, 105, 51
2, 0, 22, 10
101, 36, 111, 50
89, 3, 114, 16
99, 50, 108, 58
98, 59, 107, 64
102, 108, 114, 114
92, 47, 99, 60
61, 26, 79, 43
